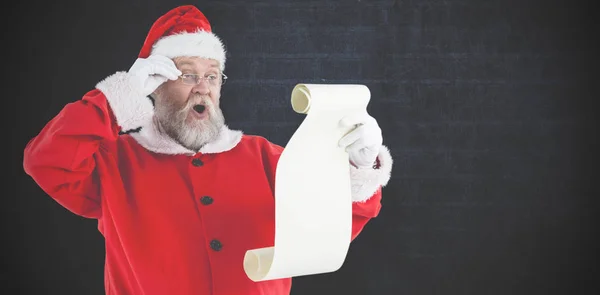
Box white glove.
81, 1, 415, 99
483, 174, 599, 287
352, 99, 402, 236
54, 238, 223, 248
338, 113, 383, 169
128, 55, 182, 96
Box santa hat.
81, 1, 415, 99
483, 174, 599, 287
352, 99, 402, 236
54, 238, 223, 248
138, 5, 226, 71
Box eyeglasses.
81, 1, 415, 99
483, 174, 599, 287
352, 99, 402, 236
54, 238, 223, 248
178, 73, 228, 86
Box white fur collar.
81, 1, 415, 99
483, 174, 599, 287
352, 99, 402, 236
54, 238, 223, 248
130, 120, 243, 155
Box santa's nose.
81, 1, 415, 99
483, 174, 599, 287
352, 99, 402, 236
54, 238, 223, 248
191, 80, 210, 95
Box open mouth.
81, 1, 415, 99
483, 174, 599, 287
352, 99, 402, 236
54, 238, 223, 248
190, 104, 209, 120
193, 104, 206, 114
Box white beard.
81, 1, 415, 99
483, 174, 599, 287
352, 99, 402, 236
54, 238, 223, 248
154, 94, 225, 151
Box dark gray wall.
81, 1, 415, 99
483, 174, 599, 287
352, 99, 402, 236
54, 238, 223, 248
7, 0, 596, 294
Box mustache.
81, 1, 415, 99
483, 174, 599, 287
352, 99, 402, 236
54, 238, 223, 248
176, 95, 213, 114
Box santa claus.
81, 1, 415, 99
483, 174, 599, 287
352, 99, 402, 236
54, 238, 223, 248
23, 4, 393, 295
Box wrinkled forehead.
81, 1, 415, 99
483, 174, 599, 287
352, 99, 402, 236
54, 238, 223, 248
173, 56, 220, 72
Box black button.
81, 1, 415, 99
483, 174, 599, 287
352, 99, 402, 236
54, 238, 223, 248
191, 158, 203, 167
200, 196, 213, 205
210, 239, 222, 251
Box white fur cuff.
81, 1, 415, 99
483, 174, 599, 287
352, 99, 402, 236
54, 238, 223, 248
96, 71, 154, 132
350, 145, 393, 202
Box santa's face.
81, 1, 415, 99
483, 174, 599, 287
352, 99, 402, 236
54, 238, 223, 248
152, 57, 226, 151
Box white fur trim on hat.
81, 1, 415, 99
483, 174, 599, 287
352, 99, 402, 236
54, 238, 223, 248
349, 145, 394, 202
150, 29, 227, 71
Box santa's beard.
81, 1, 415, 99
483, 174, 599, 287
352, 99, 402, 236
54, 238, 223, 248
154, 94, 225, 151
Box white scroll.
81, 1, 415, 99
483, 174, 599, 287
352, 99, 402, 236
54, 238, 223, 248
243, 83, 371, 282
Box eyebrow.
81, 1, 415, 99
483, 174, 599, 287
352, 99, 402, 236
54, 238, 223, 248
176, 61, 194, 69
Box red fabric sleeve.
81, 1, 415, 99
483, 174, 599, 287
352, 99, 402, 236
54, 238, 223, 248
23, 89, 120, 219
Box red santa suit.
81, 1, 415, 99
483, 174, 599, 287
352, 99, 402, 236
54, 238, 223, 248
22, 5, 393, 295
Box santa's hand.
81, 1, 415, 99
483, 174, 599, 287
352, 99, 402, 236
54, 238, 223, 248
338, 113, 383, 169
128, 55, 182, 96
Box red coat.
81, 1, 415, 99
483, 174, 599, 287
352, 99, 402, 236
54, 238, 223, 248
23, 72, 393, 295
